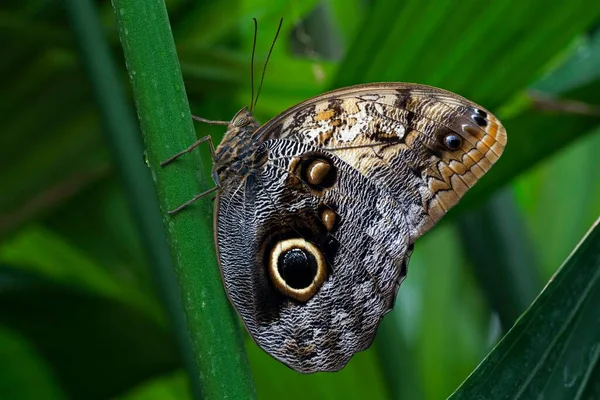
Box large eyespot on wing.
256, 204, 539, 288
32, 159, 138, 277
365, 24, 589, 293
215, 137, 411, 373
246, 141, 410, 373
255, 83, 506, 240
267, 238, 328, 303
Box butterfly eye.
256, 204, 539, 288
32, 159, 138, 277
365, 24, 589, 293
444, 134, 462, 151
234, 116, 249, 127
268, 238, 327, 302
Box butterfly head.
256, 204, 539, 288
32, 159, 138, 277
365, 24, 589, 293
213, 107, 262, 177
228, 107, 259, 130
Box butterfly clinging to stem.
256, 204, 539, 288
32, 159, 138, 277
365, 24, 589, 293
162, 18, 506, 373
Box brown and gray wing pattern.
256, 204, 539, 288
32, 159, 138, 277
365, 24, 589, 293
257, 83, 506, 240
216, 139, 411, 372
215, 83, 506, 373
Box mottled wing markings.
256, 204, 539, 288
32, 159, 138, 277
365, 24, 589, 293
258, 87, 506, 239
262, 150, 415, 268
245, 140, 408, 371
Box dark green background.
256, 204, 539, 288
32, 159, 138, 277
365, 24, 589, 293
1, 0, 599, 399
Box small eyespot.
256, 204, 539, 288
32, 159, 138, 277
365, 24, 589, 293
287, 155, 337, 191
320, 207, 338, 232
473, 115, 487, 127
444, 134, 462, 150
268, 238, 327, 302
305, 159, 334, 187
472, 109, 488, 127
474, 108, 487, 117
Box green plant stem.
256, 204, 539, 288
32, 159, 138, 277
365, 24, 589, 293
110, 1, 255, 398
62, 0, 203, 397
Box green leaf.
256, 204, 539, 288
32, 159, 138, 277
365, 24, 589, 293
0, 326, 67, 400
116, 371, 191, 400
0, 225, 159, 319
581, 358, 600, 398
519, 126, 600, 277
336, 0, 600, 108
449, 218, 600, 399
0, 267, 179, 400
533, 28, 600, 94
0, 104, 109, 236
457, 189, 543, 330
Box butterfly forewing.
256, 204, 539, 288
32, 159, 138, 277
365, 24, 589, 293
255, 83, 506, 239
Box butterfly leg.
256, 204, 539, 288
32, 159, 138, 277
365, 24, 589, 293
192, 115, 229, 125
167, 186, 219, 215
160, 135, 217, 167
161, 114, 230, 213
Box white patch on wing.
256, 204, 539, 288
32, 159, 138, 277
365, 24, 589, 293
378, 94, 398, 106
361, 94, 380, 101
338, 105, 370, 142
302, 119, 332, 141
314, 101, 330, 112
281, 116, 293, 132
396, 124, 406, 140
338, 118, 369, 142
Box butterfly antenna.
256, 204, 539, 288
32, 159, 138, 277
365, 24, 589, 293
253, 18, 283, 111
250, 18, 258, 111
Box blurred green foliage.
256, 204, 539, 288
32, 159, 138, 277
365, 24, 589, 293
0, 0, 599, 399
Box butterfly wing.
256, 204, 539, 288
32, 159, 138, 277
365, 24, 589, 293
214, 83, 506, 373
257, 83, 506, 238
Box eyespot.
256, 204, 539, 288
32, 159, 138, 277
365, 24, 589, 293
472, 115, 487, 127
320, 207, 338, 232
472, 108, 488, 127
444, 134, 462, 151
288, 155, 337, 191
305, 159, 335, 187
268, 238, 327, 302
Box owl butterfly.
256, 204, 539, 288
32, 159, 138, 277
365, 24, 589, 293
163, 21, 506, 373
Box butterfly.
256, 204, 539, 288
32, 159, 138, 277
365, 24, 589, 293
163, 82, 506, 373
162, 20, 506, 374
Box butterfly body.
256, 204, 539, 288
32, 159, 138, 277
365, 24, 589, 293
208, 83, 506, 373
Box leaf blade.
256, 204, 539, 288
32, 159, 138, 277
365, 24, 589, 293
449, 218, 600, 399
